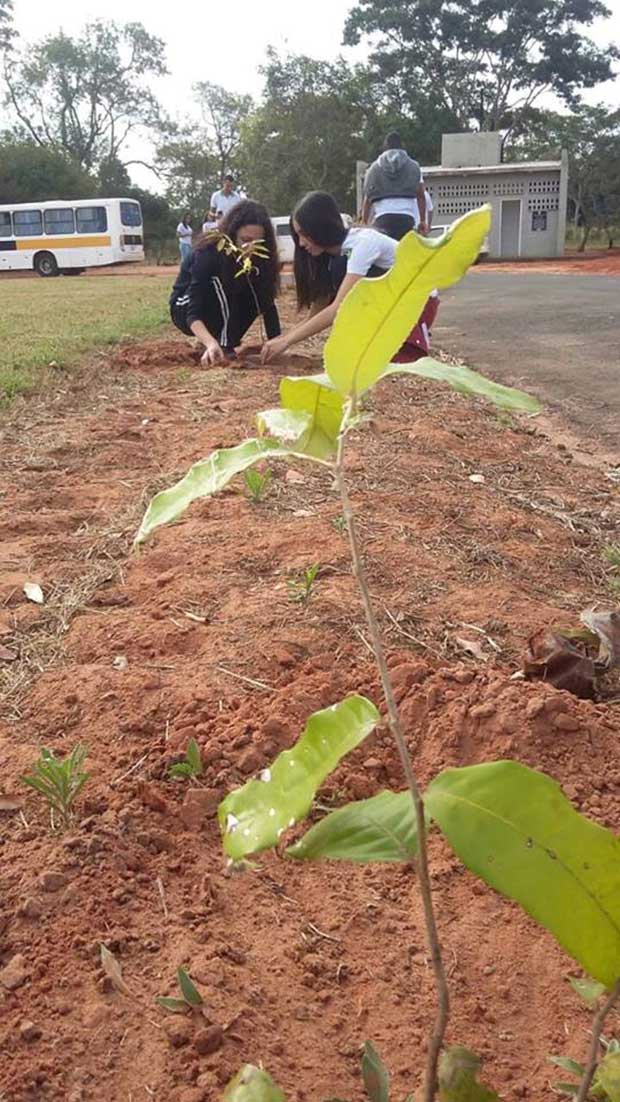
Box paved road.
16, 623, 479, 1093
438, 272, 620, 450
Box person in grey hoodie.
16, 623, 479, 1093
361, 131, 428, 240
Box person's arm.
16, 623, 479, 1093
416, 182, 428, 235
361, 196, 372, 224
261, 273, 362, 363
186, 249, 227, 365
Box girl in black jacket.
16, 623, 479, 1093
170, 199, 281, 366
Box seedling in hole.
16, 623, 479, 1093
287, 563, 320, 604
243, 467, 272, 504
21, 745, 89, 826
156, 967, 205, 1014
332, 514, 347, 535
168, 737, 202, 781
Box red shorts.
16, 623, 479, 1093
392, 294, 440, 363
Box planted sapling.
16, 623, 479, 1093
168, 737, 202, 781
287, 562, 320, 604
156, 967, 205, 1015
21, 745, 89, 826
243, 467, 273, 503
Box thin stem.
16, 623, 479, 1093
576, 980, 620, 1102
334, 399, 449, 1102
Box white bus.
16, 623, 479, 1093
0, 197, 144, 277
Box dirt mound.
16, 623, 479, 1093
110, 338, 201, 370
1, 331, 619, 1101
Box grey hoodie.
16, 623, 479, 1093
364, 148, 422, 202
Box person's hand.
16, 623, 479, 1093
260, 336, 290, 365
200, 340, 226, 367
417, 221, 429, 236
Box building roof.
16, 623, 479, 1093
422, 160, 562, 176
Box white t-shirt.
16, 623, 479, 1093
211, 190, 242, 220
341, 227, 397, 276
412, 189, 433, 226
373, 188, 433, 226
177, 222, 192, 241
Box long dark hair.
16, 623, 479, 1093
194, 199, 280, 301
291, 191, 348, 309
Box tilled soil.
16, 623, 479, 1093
1, 318, 619, 1102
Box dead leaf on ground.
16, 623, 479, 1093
455, 636, 489, 662
523, 629, 595, 699
100, 944, 133, 997
580, 609, 620, 670
0, 645, 17, 662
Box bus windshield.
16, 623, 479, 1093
120, 202, 142, 228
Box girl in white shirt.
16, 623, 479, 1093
261, 190, 437, 365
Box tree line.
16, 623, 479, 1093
1, 0, 619, 254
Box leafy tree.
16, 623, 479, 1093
0, 140, 96, 203
511, 104, 620, 249
343, 0, 619, 132
155, 136, 220, 223
0, 0, 14, 52
193, 81, 253, 177
4, 20, 167, 171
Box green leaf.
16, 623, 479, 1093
256, 408, 314, 449
134, 439, 298, 545
278, 373, 345, 458
362, 1041, 390, 1102
169, 762, 193, 779
324, 207, 491, 397
425, 762, 620, 988
595, 1051, 620, 1101
218, 695, 380, 861
569, 976, 607, 1007
222, 1064, 287, 1102
381, 357, 541, 414
551, 1083, 579, 1097
438, 1046, 498, 1102
156, 996, 188, 1014
176, 967, 203, 1006
186, 738, 202, 776
548, 1057, 585, 1078
287, 790, 419, 863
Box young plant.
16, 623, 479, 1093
243, 467, 272, 503
168, 737, 202, 781
287, 562, 320, 603
21, 745, 89, 826
156, 967, 205, 1015
132, 208, 620, 1102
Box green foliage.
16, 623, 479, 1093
287, 563, 320, 604
193, 81, 253, 178
604, 546, 620, 570
382, 358, 541, 414
156, 136, 220, 220
275, 373, 344, 459
570, 976, 607, 1007
343, 0, 618, 132
425, 762, 620, 988
324, 208, 492, 397
438, 1047, 498, 1101
549, 1044, 620, 1100
21, 745, 89, 825
217, 695, 380, 861
0, 141, 96, 204
362, 1041, 390, 1102
5, 20, 167, 170
223, 1065, 286, 1102
169, 737, 202, 780
243, 468, 273, 504
287, 790, 419, 863
156, 967, 203, 1014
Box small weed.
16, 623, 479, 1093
177, 366, 192, 384
21, 745, 89, 826
156, 967, 205, 1014
169, 737, 202, 781
603, 544, 620, 570
332, 514, 347, 535
243, 468, 273, 503
287, 563, 320, 603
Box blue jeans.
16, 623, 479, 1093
180, 240, 192, 261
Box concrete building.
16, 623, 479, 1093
357, 132, 569, 259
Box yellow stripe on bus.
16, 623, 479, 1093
15, 235, 112, 250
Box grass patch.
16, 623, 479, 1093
0, 274, 170, 403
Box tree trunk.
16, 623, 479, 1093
577, 224, 591, 252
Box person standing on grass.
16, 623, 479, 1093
260, 190, 437, 366
169, 199, 281, 367
361, 131, 428, 241
209, 174, 242, 225
176, 212, 193, 261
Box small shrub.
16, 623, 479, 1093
21, 745, 89, 826
287, 563, 320, 604
243, 467, 272, 503
168, 737, 202, 781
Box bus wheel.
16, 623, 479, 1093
34, 252, 59, 277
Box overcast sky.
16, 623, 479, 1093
10, 0, 620, 189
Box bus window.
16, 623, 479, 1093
120, 201, 142, 227
0, 211, 12, 235
76, 206, 107, 233
14, 210, 43, 236
44, 208, 75, 235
